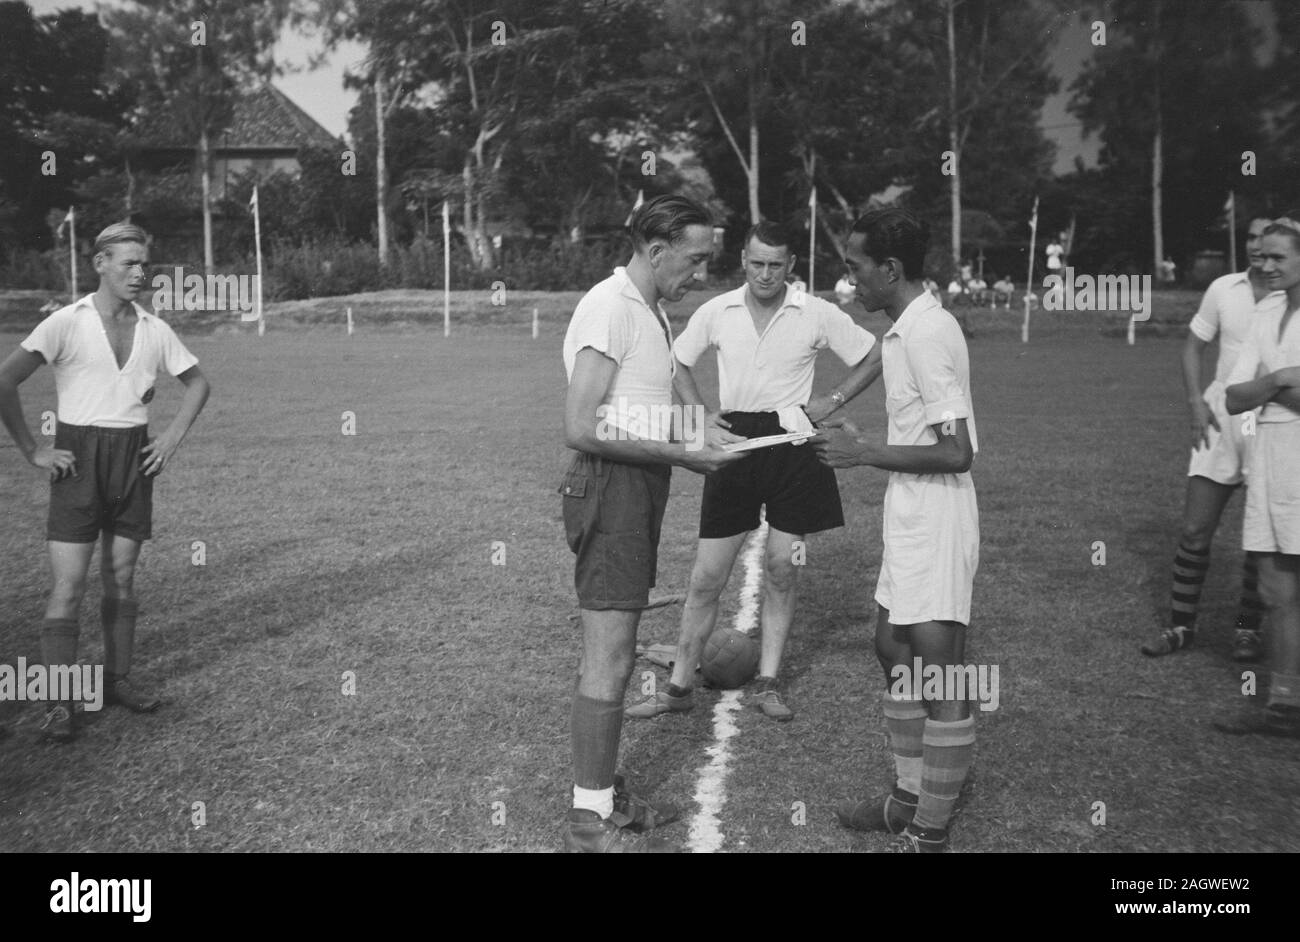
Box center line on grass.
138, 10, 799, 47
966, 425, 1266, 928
687, 517, 766, 853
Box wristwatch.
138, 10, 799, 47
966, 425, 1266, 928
830, 390, 846, 408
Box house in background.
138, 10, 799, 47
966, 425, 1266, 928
131, 82, 342, 265
137, 82, 341, 198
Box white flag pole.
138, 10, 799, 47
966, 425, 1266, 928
809, 184, 817, 293
252, 186, 265, 336
1227, 190, 1237, 271
443, 201, 451, 338
532, 306, 538, 340
1023, 196, 1039, 344
68, 207, 77, 301
347, 306, 354, 336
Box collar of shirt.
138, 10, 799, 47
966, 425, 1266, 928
613, 266, 672, 329
883, 290, 942, 339
73, 294, 156, 323
611, 266, 675, 376
721, 283, 807, 315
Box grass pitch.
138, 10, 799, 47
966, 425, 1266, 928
1, 287, 1295, 852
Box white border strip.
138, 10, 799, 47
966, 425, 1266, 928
687, 519, 767, 853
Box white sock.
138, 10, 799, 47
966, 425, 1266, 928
572, 785, 615, 818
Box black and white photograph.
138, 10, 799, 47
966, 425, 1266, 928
0, 0, 1296, 900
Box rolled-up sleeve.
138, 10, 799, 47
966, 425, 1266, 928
910, 335, 970, 426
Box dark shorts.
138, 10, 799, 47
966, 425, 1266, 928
700, 411, 843, 539
47, 422, 153, 543
560, 452, 671, 611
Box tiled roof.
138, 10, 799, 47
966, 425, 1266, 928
141, 83, 340, 152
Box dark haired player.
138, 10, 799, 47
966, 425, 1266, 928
626, 220, 879, 722
813, 208, 978, 853
0, 222, 210, 742
559, 194, 745, 852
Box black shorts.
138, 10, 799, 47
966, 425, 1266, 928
47, 422, 153, 543
560, 452, 671, 611
700, 411, 843, 539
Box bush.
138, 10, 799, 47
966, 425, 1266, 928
259, 235, 631, 300
0, 247, 93, 291
0, 232, 637, 299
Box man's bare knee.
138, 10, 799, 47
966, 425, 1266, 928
764, 557, 797, 594
687, 567, 730, 605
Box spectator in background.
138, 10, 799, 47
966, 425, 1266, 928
992, 276, 1015, 309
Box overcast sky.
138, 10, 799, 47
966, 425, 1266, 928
41, 0, 1282, 176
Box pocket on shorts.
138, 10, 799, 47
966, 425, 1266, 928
560, 467, 593, 554
558, 468, 589, 498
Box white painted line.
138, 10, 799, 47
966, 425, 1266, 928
687, 518, 767, 853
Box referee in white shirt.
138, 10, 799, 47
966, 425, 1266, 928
0, 222, 210, 742
626, 221, 881, 722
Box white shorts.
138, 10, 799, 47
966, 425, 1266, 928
1187, 382, 1249, 486
1242, 421, 1300, 554
874, 471, 979, 626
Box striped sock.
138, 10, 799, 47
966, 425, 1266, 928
1234, 554, 1265, 633
882, 690, 927, 796
1267, 672, 1300, 711
1170, 542, 1210, 632
913, 717, 976, 832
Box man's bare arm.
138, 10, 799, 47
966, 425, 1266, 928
812, 416, 973, 475
0, 347, 77, 478
1181, 332, 1218, 448
806, 343, 882, 423
140, 365, 211, 476
565, 347, 742, 473
0, 348, 44, 458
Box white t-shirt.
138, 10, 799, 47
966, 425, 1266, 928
881, 292, 978, 453
1189, 271, 1281, 385
673, 284, 875, 413
1226, 294, 1298, 425
563, 267, 675, 442
21, 295, 199, 428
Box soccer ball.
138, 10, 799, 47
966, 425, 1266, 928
701, 627, 760, 689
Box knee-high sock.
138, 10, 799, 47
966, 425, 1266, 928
571, 694, 622, 793
1171, 543, 1210, 629
101, 597, 138, 681
913, 717, 976, 831
41, 617, 79, 675
882, 690, 927, 796
1235, 554, 1265, 633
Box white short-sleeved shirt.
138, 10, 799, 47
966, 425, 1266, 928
875, 292, 979, 625
1046, 243, 1063, 270
881, 292, 978, 452
673, 284, 875, 412
1226, 294, 1299, 425
563, 267, 675, 441
1189, 272, 1281, 384
21, 295, 199, 428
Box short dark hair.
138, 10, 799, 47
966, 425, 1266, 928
849, 208, 929, 281
629, 194, 712, 250
743, 220, 792, 253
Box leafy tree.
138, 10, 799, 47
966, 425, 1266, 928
1069, 0, 1267, 273
102, 0, 299, 274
